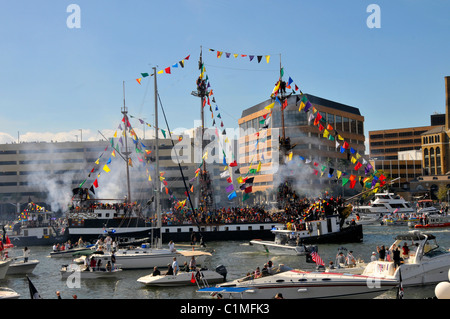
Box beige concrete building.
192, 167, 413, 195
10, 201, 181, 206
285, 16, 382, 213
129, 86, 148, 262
237, 93, 365, 199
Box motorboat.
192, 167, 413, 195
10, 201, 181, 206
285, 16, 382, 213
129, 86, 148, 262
414, 214, 450, 229
362, 231, 450, 287
249, 239, 317, 256
199, 268, 398, 299
346, 212, 382, 226
0, 258, 12, 279
0, 287, 20, 299
60, 252, 122, 279
382, 214, 420, 227
6, 257, 39, 275
50, 246, 93, 258
112, 244, 212, 269
353, 192, 414, 217
137, 265, 227, 287
416, 199, 440, 215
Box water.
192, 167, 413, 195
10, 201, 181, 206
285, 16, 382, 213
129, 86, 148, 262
2, 224, 449, 299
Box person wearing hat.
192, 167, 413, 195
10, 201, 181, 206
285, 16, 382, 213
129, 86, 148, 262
371, 252, 377, 262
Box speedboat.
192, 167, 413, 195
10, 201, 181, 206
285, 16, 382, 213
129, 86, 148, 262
50, 246, 93, 258
60, 253, 122, 279
249, 239, 317, 256
113, 245, 212, 270
416, 200, 440, 215
362, 231, 450, 287
199, 268, 398, 299
6, 257, 39, 275
0, 258, 12, 279
0, 287, 20, 299
137, 265, 227, 287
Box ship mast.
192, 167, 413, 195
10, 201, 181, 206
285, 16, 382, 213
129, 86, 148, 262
192, 46, 214, 211
153, 67, 162, 248
121, 81, 132, 204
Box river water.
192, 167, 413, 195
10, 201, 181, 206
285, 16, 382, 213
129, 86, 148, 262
1, 224, 448, 300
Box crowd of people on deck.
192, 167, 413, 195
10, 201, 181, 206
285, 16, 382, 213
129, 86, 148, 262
151, 182, 349, 227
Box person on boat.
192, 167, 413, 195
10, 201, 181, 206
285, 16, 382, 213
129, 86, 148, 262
393, 247, 401, 269
261, 264, 270, 277
189, 256, 196, 272
371, 252, 377, 262
377, 245, 386, 261
165, 264, 174, 276
90, 257, 96, 271
96, 258, 102, 271
346, 251, 356, 267
106, 261, 112, 272
254, 266, 261, 278
152, 266, 161, 276
336, 252, 346, 267
402, 242, 410, 260
168, 240, 176, 253
266, 260, 274, 274
172, 257, 179, 275
23, 247, 29, 263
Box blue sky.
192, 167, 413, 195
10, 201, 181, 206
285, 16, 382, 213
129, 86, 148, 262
0, 0, 449, 149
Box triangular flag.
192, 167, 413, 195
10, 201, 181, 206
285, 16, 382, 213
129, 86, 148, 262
136, 78, 142, 84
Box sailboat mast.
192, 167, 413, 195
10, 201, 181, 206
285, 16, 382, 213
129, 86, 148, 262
279, 54, 286, 142
153, 67, 162, 247
122, 81, 132, 204
199, 46, 206, 173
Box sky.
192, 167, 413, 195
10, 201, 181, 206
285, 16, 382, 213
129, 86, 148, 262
0, 0, 449, 153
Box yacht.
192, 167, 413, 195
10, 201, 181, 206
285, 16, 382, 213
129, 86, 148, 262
353, 192, 414, 217
362, 231, 450, 287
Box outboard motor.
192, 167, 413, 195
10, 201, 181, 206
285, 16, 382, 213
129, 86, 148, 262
215, 265, 227, 282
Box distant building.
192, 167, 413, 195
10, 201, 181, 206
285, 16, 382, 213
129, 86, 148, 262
0, 131, 234, 218
238, 93, 365, 200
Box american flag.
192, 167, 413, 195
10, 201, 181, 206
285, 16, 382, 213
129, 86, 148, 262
311, 251, 325, 266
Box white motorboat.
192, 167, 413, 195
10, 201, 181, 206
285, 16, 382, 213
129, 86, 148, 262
6, 257, 39, 275
353, 192, 414, 217
346, 212, 382, 226
362, 231, 450, 287
60, 253, 122, 279
199, 268, 398, 299
249, 239, 317, 256
416, 200, 440, 215
50, 246, 93, 258
113, 245, 212, 270
0, 258, 12, 279
137, 265, 227, 287
0, 287, 20, 299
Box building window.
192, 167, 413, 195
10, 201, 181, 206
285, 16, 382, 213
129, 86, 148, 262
424, 148, 429, 175
430, 148, 435, 175
436, 147, 441, 175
